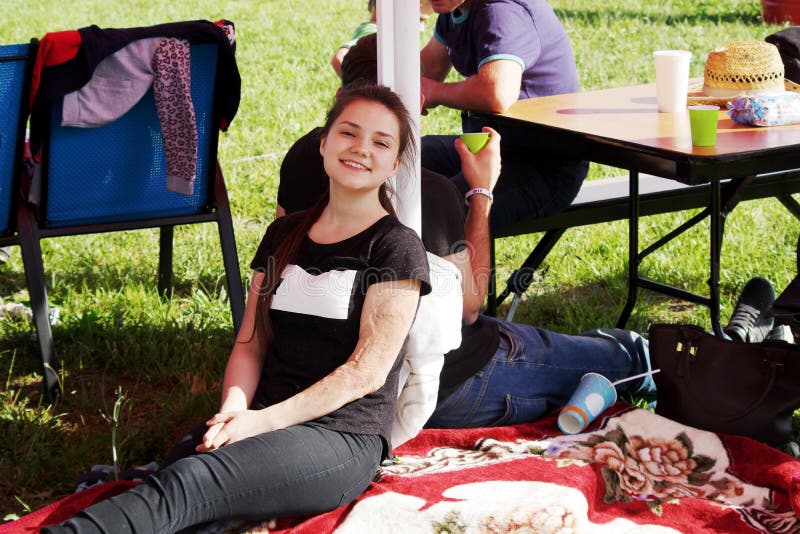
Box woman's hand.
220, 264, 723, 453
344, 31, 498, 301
196, 409, 276, 452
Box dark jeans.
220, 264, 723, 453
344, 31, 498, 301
42, 424, 383, 533
427, 315, 655, 428
421, 134, 589, 228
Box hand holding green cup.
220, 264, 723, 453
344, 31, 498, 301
459, 132, 490, 153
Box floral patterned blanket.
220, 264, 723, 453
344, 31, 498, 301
5, 402, 800, 533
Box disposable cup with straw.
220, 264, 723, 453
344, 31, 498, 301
557, 369, 661, 434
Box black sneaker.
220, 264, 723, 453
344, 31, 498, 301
724, 277, 775, 343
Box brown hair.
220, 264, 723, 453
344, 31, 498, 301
253, 85, 417, 349
341, 33, 378, 89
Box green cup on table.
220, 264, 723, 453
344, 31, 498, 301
459, 132, 490, 153
688, 105, 720, 146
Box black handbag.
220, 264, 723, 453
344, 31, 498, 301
648, 323, 800, 447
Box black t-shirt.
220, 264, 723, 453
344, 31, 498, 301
279, 128, 499, 404
279, 127, 466, 257
250, 213, 431, 452
437, 316, 501, 402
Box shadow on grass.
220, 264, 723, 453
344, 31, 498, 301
496, 268, 717, 336
0, 267, 27, 297
58, 322, 229, 372
0, 319, 228, 518
39, 261, 236, 301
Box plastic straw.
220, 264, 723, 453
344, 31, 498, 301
611, 368, 660, 386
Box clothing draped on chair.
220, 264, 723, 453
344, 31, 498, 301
14, 19, 245, 401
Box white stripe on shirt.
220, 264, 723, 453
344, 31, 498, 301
271, 264, 356, 320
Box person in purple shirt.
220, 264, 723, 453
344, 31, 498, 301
420, 0, 589, 227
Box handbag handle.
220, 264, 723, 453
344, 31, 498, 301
717, 357, 778, 421
678, 329, 785, 422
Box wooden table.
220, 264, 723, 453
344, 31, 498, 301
469, 82, 800, 335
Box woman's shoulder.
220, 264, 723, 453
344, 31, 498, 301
368, 216, 428, 265
370, 216, 432, 294
266, 211, 307, 237
251, 212, 308, 269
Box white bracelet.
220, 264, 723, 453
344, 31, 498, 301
464, 187, 493, 206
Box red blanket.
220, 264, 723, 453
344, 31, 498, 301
4, 402, 799, 533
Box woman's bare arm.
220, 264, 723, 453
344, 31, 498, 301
202, 279, 421, 448
197, 272, 266, 451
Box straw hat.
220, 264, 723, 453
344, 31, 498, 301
702, 41, 785, 97
687, 40, 800, 106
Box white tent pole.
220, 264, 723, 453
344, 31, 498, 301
377, 0, 422, 237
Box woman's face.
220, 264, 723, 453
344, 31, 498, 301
320, 99, 402, 195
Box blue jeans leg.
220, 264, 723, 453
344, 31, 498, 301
42, 425, 383, 533
427, 316, 655, 428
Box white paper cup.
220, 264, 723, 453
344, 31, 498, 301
653, 50, 691, 113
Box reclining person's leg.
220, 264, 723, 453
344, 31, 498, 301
427, 316, 653, 428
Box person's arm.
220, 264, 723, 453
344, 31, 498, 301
198, 272, 268, 450
219, 272, 268, 412
200, 279, 421, 449
442, 127, 501, 324
420, 36, 452, 82
422, 59, 522, 114
275, 204, 286, 218
331, 46, 349, 78
389, 133, 500, 444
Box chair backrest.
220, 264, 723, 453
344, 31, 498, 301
40, 42, 219, 227
0, 43, 30, 236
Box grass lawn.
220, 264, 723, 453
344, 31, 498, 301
1, 0, 797, 520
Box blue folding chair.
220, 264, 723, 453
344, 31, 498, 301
0, 43, 64, 401
0, 44, 29, 239
19, 41, 245, 402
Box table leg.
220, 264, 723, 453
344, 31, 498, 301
616, 170, 639, 328
710, 179, 723, 336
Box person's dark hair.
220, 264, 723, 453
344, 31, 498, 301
368, 0, 376, 13
341, 33, 378, 88
254, 85, 416, 349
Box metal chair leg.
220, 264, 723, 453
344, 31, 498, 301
214, 163, 244, 335
158, 225, 174, 299
17, 201, 60, 403
499, 228, 565, 321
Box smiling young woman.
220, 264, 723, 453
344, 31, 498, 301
314, 97, 405, 243
42, 85, 432, 533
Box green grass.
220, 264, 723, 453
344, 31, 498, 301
1, 0, 797, 520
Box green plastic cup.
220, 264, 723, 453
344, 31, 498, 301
688, 105, 720, 146
459, 132, 490, 153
